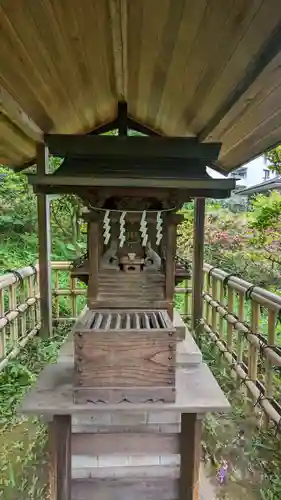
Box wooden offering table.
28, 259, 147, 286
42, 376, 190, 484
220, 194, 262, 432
21, 313, 229, 500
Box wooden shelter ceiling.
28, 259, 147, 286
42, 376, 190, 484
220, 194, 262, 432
1, 0, 281, 173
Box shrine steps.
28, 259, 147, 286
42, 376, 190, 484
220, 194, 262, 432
71, 413, 180, 499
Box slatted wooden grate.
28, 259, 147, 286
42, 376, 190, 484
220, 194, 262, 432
90, 310, 170, 330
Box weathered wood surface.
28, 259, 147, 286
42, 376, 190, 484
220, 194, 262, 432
20, 361, 230, 415
72, 432, 179, 455
73, 386, 176, 404
74, 331, 176, 387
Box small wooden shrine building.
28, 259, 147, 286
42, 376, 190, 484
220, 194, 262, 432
2, 2, 281, 499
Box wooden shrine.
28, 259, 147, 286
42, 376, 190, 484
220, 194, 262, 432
22, 130, 235, 500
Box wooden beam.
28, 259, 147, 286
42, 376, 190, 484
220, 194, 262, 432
117, 101, 128, 136
89, 118, 118, 135
28, 173, 235, 192
191, 198, 205, 339
165, 216, 178, 319
179, 414, 202, 500
127, 117, 163, 136
49, 415, 71, 500
199, 21, 281, 141
44, 134, 221, 160
37, 143, 52, 338
87, 220, 99, 306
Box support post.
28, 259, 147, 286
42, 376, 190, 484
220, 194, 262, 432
165, 216, 177, 319
179, 413, 202, 500
37, 143, 52, 338
87, 220, 99, 307
191, 198, 205, 338
49, 415, 71, 500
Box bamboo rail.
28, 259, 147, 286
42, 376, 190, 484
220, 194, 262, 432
0, 264, 40, 373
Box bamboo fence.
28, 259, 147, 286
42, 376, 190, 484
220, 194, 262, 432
0, 264, 40, 372
1, 259, 281, 432
177, 261, 281, 430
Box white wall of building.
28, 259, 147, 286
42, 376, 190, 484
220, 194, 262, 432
207, 155, 275, 188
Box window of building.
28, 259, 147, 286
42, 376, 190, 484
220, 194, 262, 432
230, 167, 247, 179
263, 169, 270, 180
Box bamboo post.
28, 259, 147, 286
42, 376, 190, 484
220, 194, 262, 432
265, 309, 276, 428
237, 292, 245, 364
249, 300, 260, 383
70, 276, 77, 318
54, 270, 60, 321
184, 278, 189, 317
226, 286, 234, 352
20, 280, 26, 338
191, 198, 205, 338
0, 289, 6, 359
218, 280, 224, 339
205, 272, 212, 326
211, 276, 218, 333
27, 275, 35, 330
9, 284, 18, 344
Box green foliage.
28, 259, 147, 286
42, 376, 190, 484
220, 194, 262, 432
249, 191, 281, 232
0, 325, 68, 500
265, 145, 281, 175
0, 165, 86, 270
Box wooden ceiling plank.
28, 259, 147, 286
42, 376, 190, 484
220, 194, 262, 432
0, 1, 80, 130
30, 0, 89, 131
145, 0, 186, 128
181, 0, 264, 133
199, 15, 281, 141
126, 0, 144, 121
171, 0, 234, 135
0, 86, 42, 143
154, 0, 208, 135
218, 82, 281, 154
75, 0, 116, 124
46, 0, 108, 129
220, 104, 281, 164
0, 115, 36, 158
208, 52, 281, 142
109, 0, 128, 101
194, 1, 281, 138
133, 0, 171, 123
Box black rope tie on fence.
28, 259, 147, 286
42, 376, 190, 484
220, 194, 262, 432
245, 285, 256, 300
222, 273, 237, 294
207, 267, 217, 286
5, 269, 24, 289
274, 417, 281, 436
29, 264, 38, 285
254, 392, 272, 408
276, 309, 281, 326
240, 376, 256, 387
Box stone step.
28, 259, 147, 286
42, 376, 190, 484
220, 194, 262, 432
72, 453, 180, 479
72, 476, 178, 500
